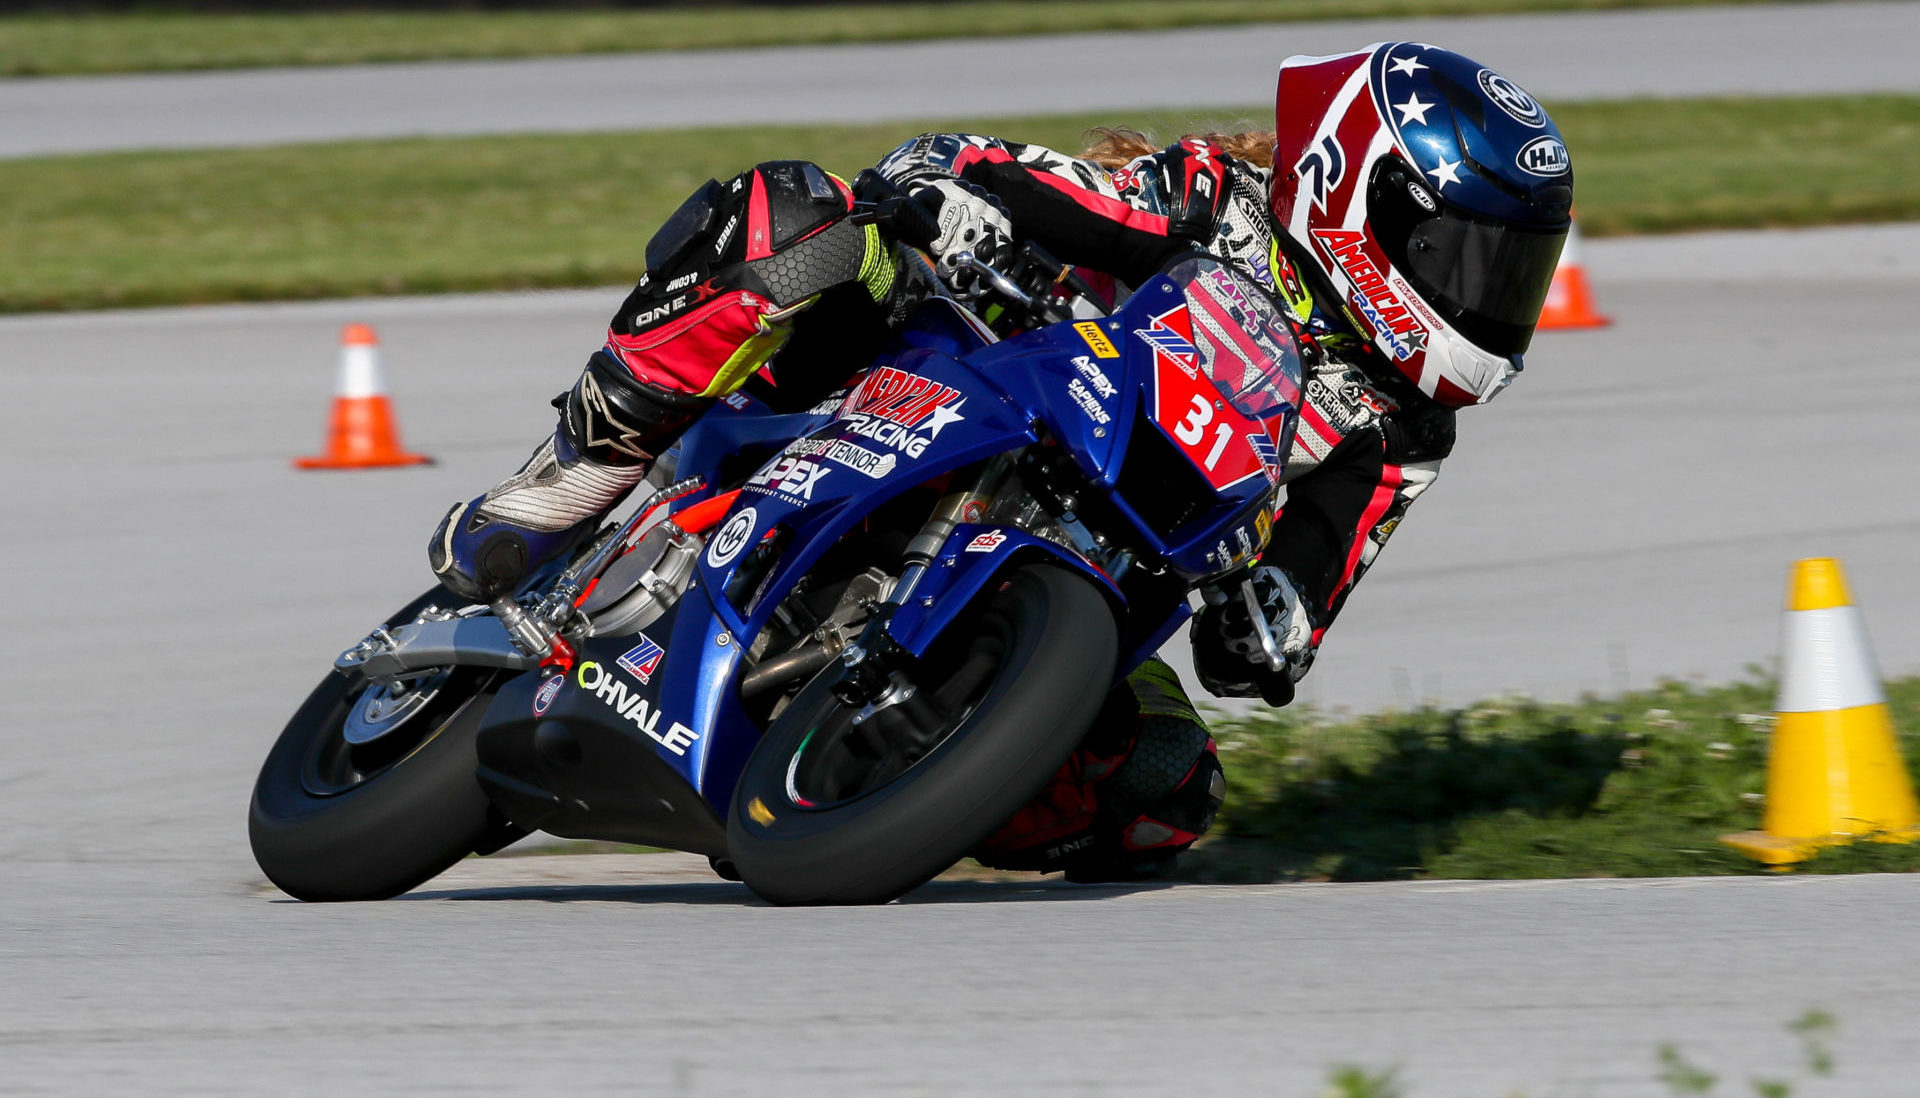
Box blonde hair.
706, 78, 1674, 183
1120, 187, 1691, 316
1081, 126, 1276, 170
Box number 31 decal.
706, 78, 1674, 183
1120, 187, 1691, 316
1173, 395, 1235, 470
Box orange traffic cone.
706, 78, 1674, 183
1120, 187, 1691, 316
1536, 215, 1610, 330
1721, 558, 1920, 867
295, 323, 431, 469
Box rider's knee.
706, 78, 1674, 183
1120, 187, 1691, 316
599, 162, 891, 403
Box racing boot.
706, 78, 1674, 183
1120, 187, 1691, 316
427, 352, 704, 602
428, 433, 644, 604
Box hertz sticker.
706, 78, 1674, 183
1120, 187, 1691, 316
1074, 321, 1119, 359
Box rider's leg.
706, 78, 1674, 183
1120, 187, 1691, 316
427, 352, 703, 602
972, 657, 1226, 881
429, 161, 895, 602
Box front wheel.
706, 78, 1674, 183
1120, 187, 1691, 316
727, 565, 1118, 905
249, 587, 510, 901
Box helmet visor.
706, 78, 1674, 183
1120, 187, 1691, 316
1369, 160, 1567, 356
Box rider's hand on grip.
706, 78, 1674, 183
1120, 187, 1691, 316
852, 169, 941, 250
909, 178, 1013, 289
1190, 567, 1313, 706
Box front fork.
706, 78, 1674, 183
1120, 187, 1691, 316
832, 455, 1016, 707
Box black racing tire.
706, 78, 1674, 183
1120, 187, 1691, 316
727, 564, 1118, 905
249, 586, 508, 902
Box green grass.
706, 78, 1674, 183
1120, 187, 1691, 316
1558, 95, 1920, 235
1183, 672, 1920, 883
0, 107, 1266, 313
0, 1, 1814, 77
3, 93, 1917, 314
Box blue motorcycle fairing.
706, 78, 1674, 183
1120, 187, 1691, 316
960, 315, 1131, 484
668, 295, 995, 488
694, 347, 1040, 646
472, 585, 748, 846
672, 404, 834, 499
882, 523, 1124, 659
691, 265, 1295, 671
963, 274, 1290, 582
483, 578, 761, 820
472, 261, 1304, 841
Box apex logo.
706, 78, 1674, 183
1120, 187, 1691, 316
746, 456, 831, 501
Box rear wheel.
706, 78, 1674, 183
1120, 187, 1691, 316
727, 565, 1118, 905
249, 587, 513, 901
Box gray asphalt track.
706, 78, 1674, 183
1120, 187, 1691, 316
7, 858, 1920, 1096
5, 1, 1920, 158
5, 223, 1920, 1093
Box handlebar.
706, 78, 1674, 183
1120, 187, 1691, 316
850, 169, 1106, 332
850, 168, 940, 249
947, 250, 1035, 310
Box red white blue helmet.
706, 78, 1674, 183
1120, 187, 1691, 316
1270, 43, 1573, 405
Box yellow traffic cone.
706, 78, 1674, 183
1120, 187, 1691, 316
1722, 558, 1920, 866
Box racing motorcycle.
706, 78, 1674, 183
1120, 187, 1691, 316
249, 182, 1305, 905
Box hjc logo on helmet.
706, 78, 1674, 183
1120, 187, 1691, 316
1515, 136, 1571, 177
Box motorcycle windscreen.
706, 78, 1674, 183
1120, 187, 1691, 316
1137, 257, 1303, 493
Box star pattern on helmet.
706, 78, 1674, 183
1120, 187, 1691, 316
1388, 53, 1427, 77
1426, 157, 1462, 189
1394, 94, 1434, 126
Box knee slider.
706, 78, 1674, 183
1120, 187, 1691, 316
742, 161, 880, 307
561, 351, 709, 465
750, 160, 857, 253
616, 160, 874, 342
